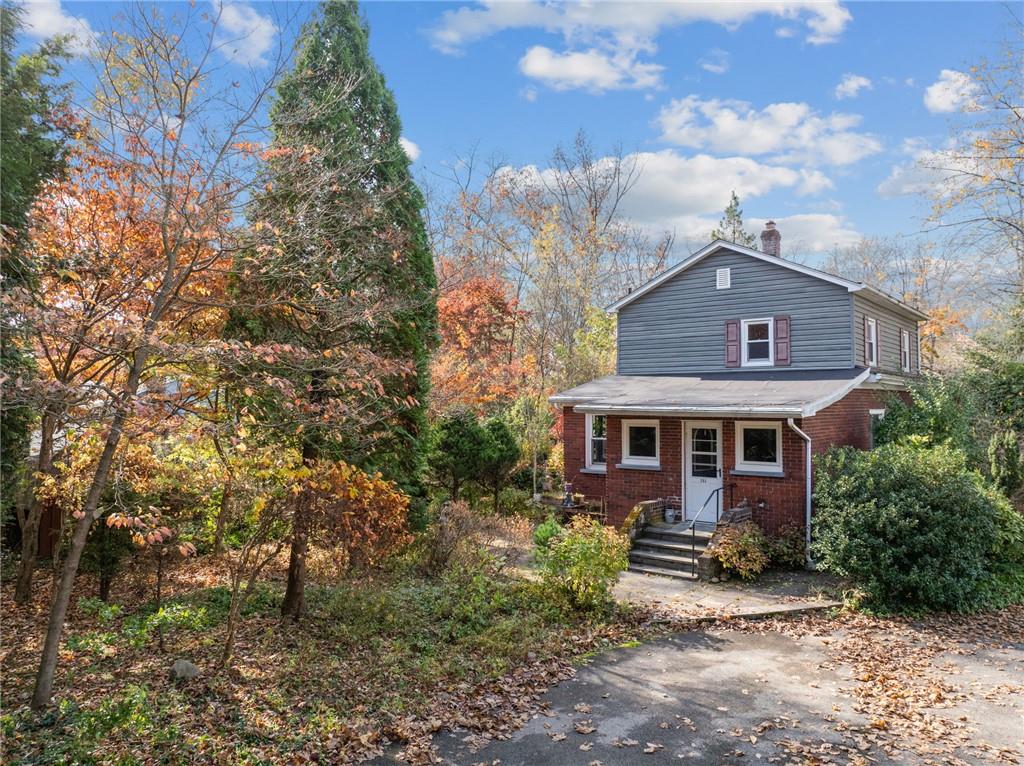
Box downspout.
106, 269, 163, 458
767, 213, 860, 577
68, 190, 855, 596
786, 418, 813, 568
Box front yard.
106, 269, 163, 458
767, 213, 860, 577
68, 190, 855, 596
3, 553, 1022, 765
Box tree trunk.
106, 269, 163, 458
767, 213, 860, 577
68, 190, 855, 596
281, 437, 318, 621
31, 352, 147, 710
213, 480, 230, 554
493, 482, 500, 515
14, 409, 57, 604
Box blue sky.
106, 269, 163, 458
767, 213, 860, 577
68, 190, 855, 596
21, 1, 1010, 261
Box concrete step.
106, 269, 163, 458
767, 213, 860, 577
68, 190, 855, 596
627, 563, 699, 580
632, 537, 708, 556
640, 527, 714, 544
629, 549, 699, 570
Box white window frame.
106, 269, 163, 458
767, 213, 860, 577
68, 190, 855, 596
865, 317, 878, 367
741, 318, 774, 367
900, 329, 911, 372
585, 414, 607, 472
621, 419, 660, 467
734, 421, 783, 474
869, 409, 886, 449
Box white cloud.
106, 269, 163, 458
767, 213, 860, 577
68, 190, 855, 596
749, 214, 861, 252
214, 2, 277, 66
923, 69, 979, 113
775, 27, 797, 38
22, 0, 94, 54
518, 45, 662, 91
834, 73, 872, 100
430, 1, 851, 92
656, 95, 882, 167
876, 138, 966, 198
699, 48, 730, 75
496, 150, 832, 247
399, 137, 421, 162
520, 86, 539, 102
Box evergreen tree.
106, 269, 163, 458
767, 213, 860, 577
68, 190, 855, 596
427, 410, 488, 501
479, 417, 521, 515
710, 191, 757, 247
0, 4, 69, 526
239, 0, 437, 618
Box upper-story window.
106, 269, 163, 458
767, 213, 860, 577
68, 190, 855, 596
865, 317, 878, 366
585, 414, 607, 471
742, 318, 774, 366
900, 329, 911, 372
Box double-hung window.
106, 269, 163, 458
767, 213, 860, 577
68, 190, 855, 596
734, 421, 783, 474
621, 419, 660, 467
865, 318, 878, 366
900, 329, 911, 372
742, 318, 773, 366
585, 414, 607, 471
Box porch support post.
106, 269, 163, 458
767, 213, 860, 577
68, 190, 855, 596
786, 418, 813, 568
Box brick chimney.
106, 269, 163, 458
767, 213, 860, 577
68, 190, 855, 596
760, 220, 781, 257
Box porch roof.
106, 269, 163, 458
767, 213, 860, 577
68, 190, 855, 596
550, 368, 872, 419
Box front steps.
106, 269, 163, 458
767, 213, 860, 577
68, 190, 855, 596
627, 526, 714, 580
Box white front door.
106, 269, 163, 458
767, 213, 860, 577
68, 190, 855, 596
684, 421, 723, 521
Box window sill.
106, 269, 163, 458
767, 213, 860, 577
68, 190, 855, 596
616, 462, 661, 472
731, 469, 785, 478
580, 467, 607, 475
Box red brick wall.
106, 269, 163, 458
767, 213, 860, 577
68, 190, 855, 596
604, 416, 683, 527
722, 418, 808, 535
802, 388, 908, 455
562, 407, 607, 501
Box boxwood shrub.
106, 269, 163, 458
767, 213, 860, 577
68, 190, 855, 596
812, 444, 1000, 612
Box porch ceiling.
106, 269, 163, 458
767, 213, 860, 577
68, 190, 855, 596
550, 368, 871, 419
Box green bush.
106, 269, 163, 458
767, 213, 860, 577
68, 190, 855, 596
812, 444, 1000, 612
497, 486, 535, 517
991, 492, 1024, 565
711, 521, 770, 581
768, 524, 807, 570
989, 429, 1022, 498
533, 515, 563, 550
539, 516, 628, 612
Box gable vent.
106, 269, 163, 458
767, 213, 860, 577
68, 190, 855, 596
716, 267, 731, 290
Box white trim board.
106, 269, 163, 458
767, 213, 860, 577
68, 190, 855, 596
605, 239, 928, 321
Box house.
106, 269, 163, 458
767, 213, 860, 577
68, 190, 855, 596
550, 223, 927, 577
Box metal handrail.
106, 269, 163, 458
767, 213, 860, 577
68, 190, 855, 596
682, 487, 722, 573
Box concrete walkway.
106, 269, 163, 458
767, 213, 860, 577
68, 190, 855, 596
614, 569, 842, 619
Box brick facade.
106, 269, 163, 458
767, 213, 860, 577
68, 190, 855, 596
562, 385, 909, 536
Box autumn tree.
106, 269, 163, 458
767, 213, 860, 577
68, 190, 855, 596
15, 4, 290, 709
0, 4, 69, 528
238, 0, 435, 620
710, 191, 757, 248
921, 21, 1024, 294
430, 273, 525, 414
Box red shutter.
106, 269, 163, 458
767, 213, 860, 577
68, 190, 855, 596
863, 316, 870, 365
774, 315, 791, 366
725, 319, 740, 367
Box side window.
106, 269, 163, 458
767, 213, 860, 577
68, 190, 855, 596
586, 414, 607, 470
865, 317, 878, 366
621, 419, 660, 467
900, 329, 911, 372
869, 409, 886, 448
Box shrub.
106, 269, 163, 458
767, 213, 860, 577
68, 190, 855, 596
768, 524, 807, 570
991, 491, 1024, 565
989, 429, 1022, 498
539, 516, 628, 612
533, 515, 562, 550
812, 444, 1000, 612
710, 521, 770, 581
497, 486, 536, 518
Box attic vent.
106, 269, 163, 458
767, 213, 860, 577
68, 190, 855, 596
716, 267, 731, 290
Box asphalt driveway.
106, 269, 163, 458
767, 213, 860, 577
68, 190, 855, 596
428, 625, 1023, 766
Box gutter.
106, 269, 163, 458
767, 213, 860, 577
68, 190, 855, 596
572, 403, 806, 418
786, 418, 814, 568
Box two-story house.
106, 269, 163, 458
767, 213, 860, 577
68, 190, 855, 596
551, 223, 926, 576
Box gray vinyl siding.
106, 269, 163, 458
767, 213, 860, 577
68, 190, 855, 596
617, 250, 855, 375
853, 294, 921, 375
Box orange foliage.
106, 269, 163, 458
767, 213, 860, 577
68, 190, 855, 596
430, 274, 530, 415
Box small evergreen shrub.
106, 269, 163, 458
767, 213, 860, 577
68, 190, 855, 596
533, 515, 563, 551
539, 516, 628, 612
710, 521, 770, 581
988, 429, 1022, 498
812, 444, 1000, 612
